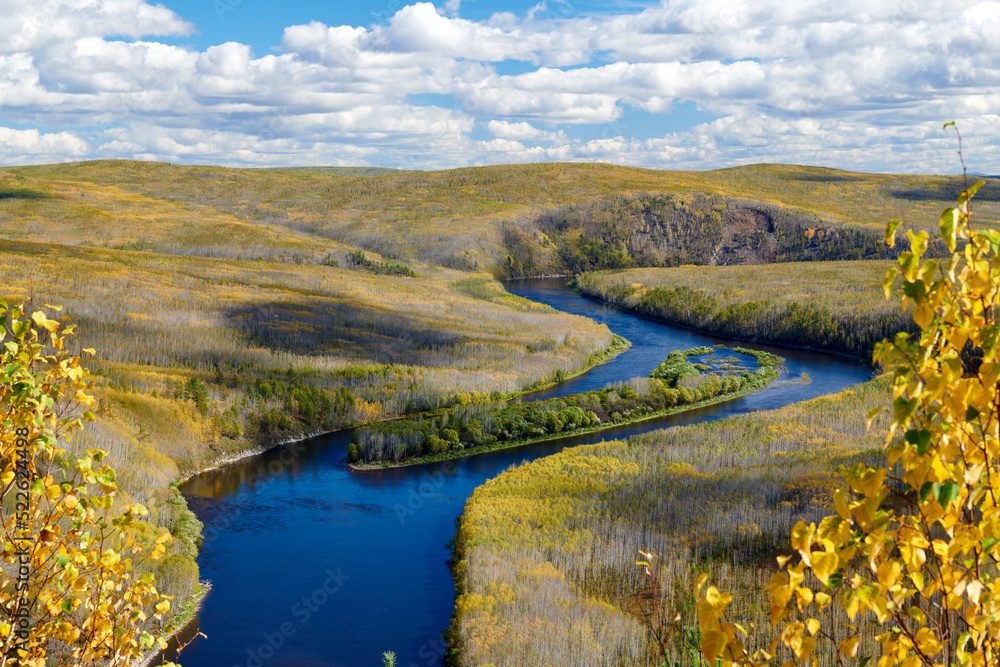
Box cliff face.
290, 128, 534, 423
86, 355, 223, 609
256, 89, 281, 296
500, 194, 899, 278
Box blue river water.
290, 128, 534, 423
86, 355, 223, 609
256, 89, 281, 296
177, 278, 874, 667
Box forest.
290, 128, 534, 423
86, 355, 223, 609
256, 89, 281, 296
350, 346, 782, 465
575, 260, 916, 360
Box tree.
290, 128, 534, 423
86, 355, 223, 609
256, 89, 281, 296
0, 301, 178, 666
695, 135, 1000, 667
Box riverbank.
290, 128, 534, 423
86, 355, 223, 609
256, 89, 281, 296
571, 263, 912, 364
129, 583, 211, 667
508, 334, 631, 397
570, 278, 872, 364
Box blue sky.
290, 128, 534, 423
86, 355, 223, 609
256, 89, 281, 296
1, 0, 998, 172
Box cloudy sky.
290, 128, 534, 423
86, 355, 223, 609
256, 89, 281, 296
1, 0, 998, 172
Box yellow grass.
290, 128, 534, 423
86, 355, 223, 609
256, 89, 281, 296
452, 376, 891, 666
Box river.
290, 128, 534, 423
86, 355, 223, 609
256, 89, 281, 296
177, 278, 874, 667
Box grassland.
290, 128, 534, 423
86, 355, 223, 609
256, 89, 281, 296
575, 260, 912, 360
450, 375, 891, 666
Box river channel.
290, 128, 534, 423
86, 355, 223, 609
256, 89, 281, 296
177, 277, 874, 667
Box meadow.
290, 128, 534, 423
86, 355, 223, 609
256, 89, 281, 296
575, 260, 912, 360
450, 375, 891, 666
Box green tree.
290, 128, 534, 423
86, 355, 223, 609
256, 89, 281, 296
441, 429, 460, 447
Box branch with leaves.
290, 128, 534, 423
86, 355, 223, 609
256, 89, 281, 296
695, 126, 1000, 667
0, 301, 179, 667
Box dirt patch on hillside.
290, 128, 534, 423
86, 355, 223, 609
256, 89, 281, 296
709, 208, 779, 265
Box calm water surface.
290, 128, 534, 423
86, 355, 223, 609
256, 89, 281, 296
178, 278, 873, 667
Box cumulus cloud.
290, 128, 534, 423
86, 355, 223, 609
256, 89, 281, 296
1, 0, 999, 172
487, 120, 565, 141
0, 0, 192, 54
0, 127, 90, 164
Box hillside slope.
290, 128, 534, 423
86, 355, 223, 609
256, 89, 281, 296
5, 161, 997, 274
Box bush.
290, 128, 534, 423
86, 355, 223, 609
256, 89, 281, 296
426, 435, 448, 454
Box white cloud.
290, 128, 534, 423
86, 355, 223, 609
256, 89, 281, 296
0, 0, 192, 54
487, 120, 565, 141
1, 0, 999, 172
0, 127, 89, 164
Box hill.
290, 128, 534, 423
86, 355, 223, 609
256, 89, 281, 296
4, 161, 998, 274
0, 157, 956, 632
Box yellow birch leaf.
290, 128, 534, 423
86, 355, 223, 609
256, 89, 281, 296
839, 636, 859, 658
914, 627, 943, 655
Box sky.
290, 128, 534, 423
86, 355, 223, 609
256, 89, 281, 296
1, 0, 998, 172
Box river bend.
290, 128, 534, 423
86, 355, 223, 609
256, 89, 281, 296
178, 278, 873, 667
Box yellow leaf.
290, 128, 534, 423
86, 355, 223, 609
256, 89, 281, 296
914, 627, 943, 655
700, 627, 729, 665
906, 606, 927, 625
74, 390, 96, 407
839, 636, 859, 658
913, 301, 934, 330
31, 311, 59, 333
693, 572, 709, 597
806, 618, 820, 636
794, 636, 816, 662
810, 551, 839, 585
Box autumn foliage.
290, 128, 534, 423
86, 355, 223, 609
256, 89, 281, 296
696, 155, 1000, 665
0, 302, 177, 666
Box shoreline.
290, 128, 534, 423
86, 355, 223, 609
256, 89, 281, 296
152, 329, 633, 656
571, 280, 877, 365
174, 333, 632, 484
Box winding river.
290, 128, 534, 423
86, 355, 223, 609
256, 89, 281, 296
177, 278, 874, 667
